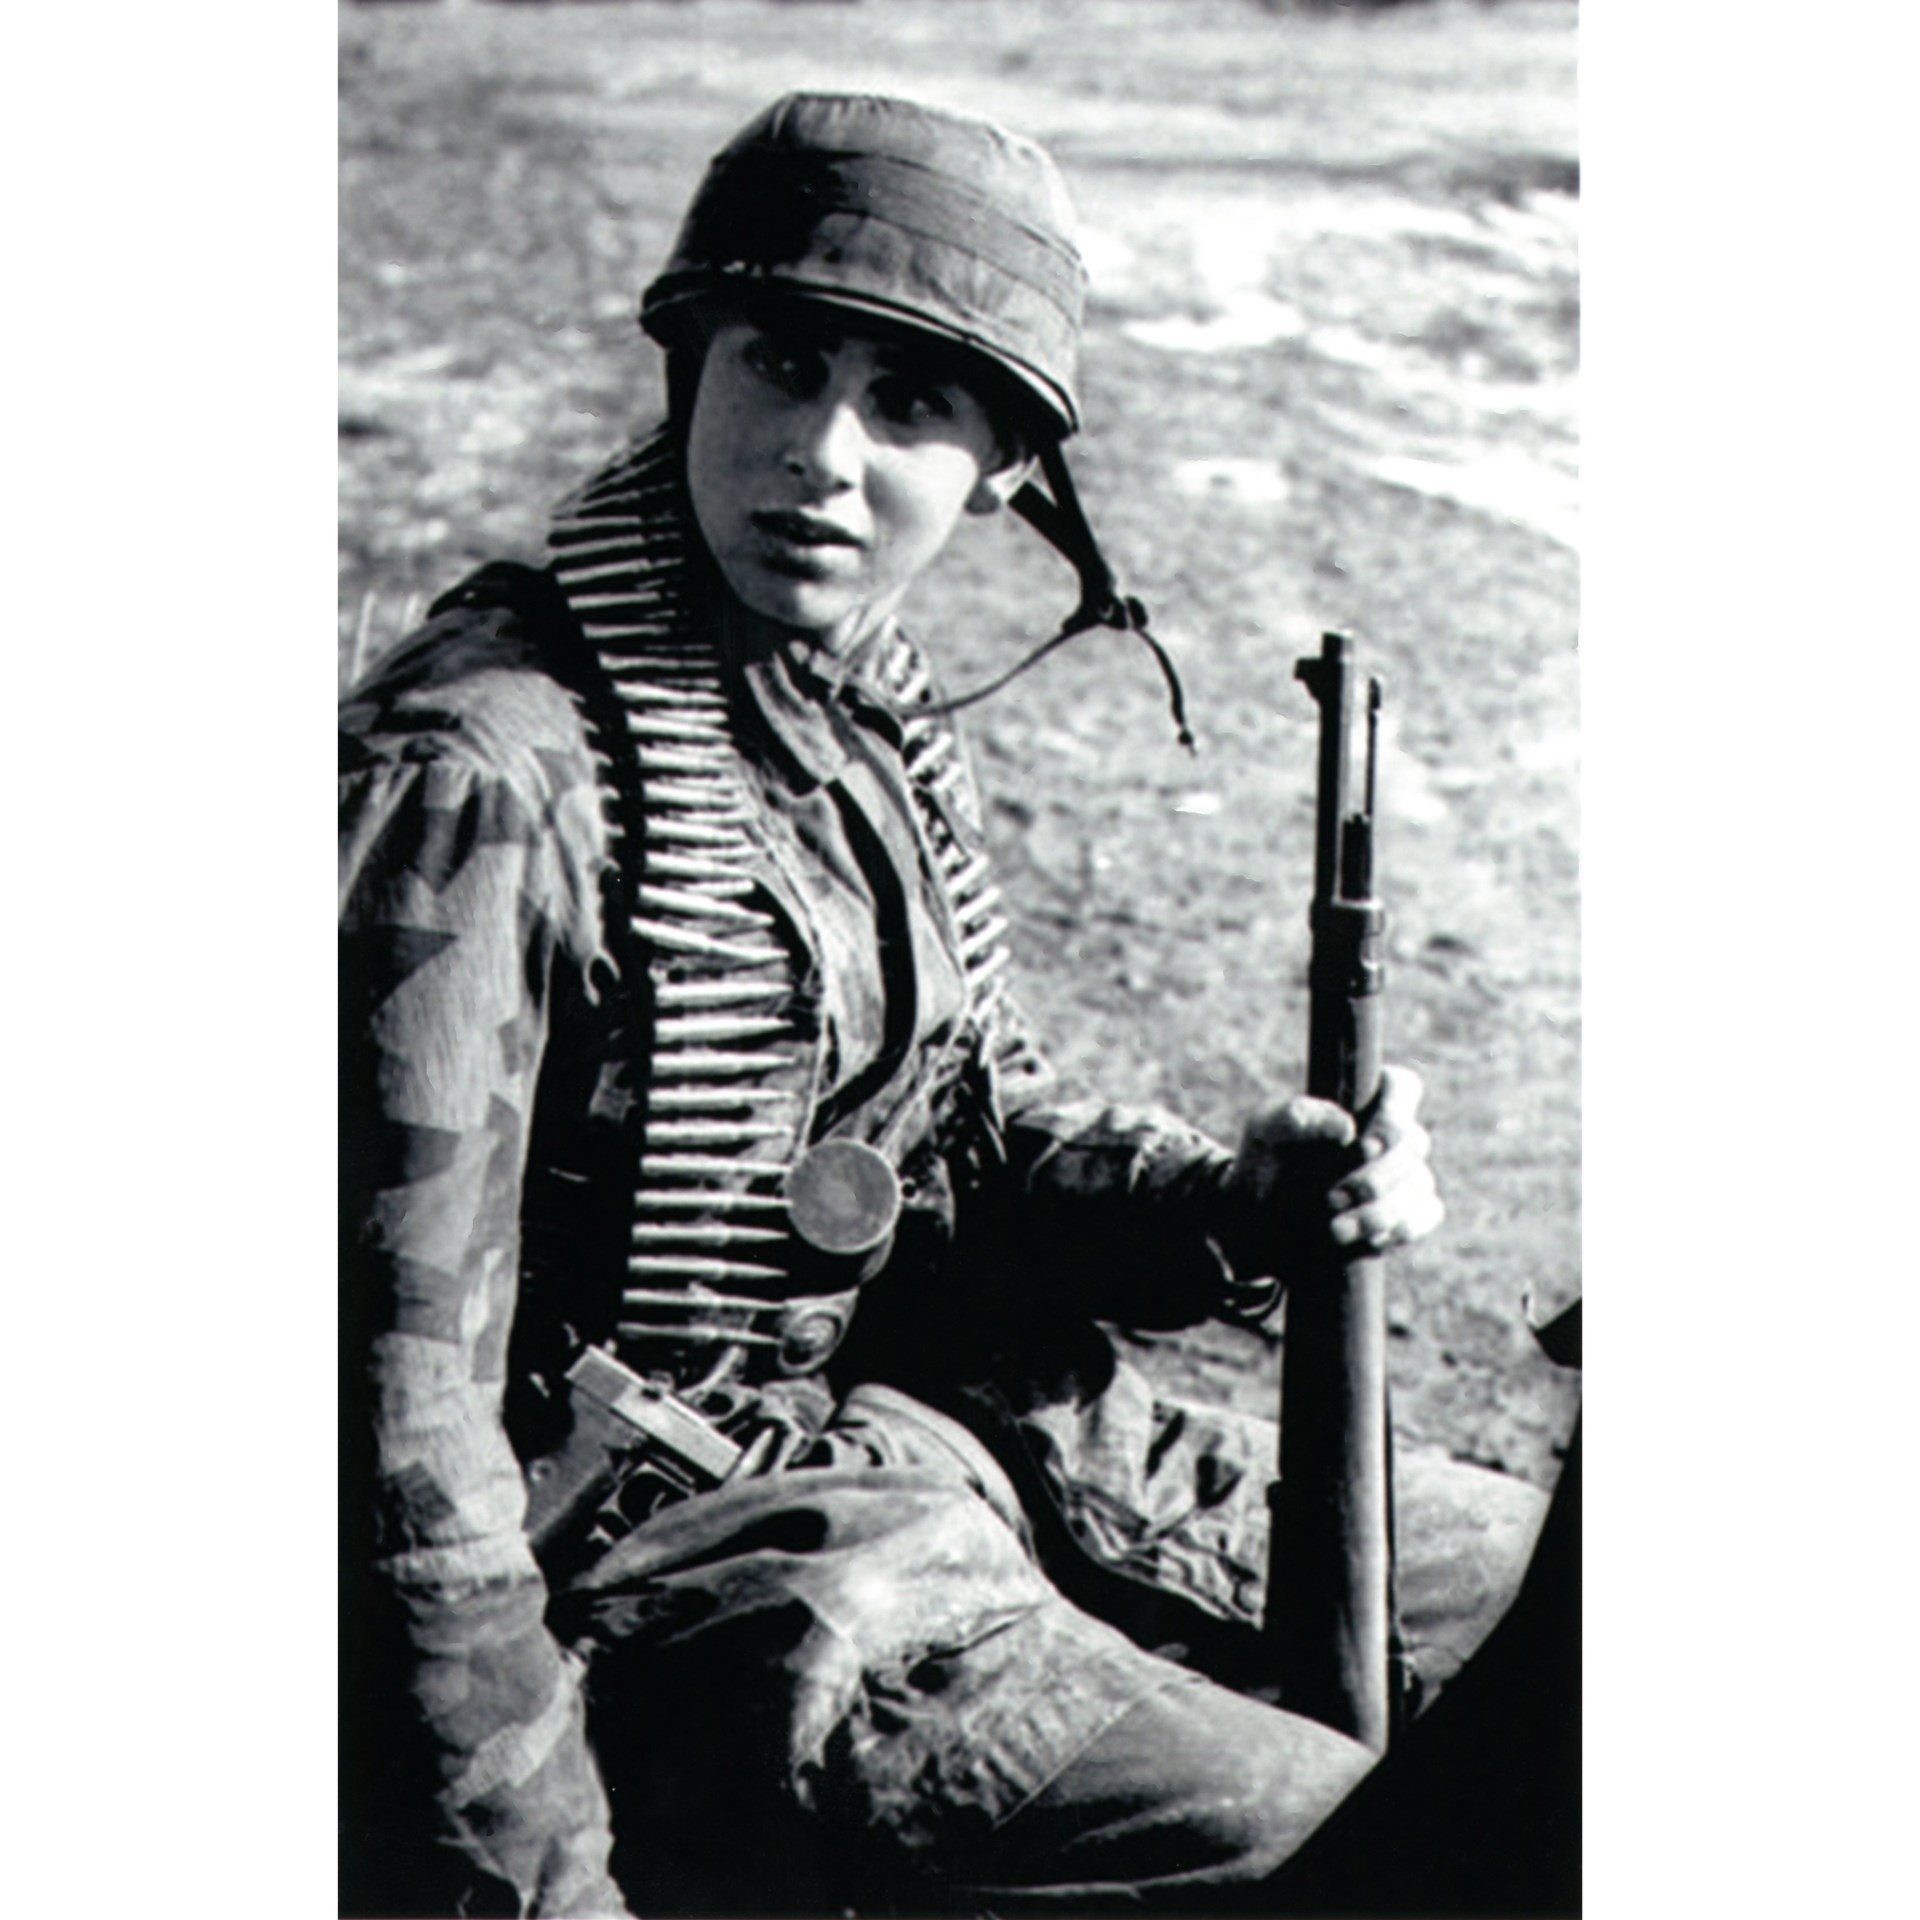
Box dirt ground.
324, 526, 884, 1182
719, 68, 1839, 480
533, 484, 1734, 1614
340, 0, 1580, 1491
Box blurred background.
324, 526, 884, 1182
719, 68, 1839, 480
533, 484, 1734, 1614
340, 0, 1580, 1491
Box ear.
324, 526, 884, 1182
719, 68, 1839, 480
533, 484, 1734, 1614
965, 453, 1039, 518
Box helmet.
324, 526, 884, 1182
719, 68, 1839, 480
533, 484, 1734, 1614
641, 92, 1088, 438
643, 94, 1192, 747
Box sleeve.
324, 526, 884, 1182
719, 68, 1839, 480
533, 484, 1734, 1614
904, 699, 1271, 1337
962, 987, 1279, 1333
340, 726, 633, 1918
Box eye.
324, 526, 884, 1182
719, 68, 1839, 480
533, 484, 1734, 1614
740, 333, 822, 398
871, 376, 959, 430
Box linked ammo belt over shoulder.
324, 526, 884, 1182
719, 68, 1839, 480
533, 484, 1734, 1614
543, 428, 1024, 1391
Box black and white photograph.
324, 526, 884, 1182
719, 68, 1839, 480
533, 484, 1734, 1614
23, 4, 1920, 1916
337, 2, 1580, 1914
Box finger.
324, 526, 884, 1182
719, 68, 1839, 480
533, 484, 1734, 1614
1329, 1123, 1432, 1211
1378, 1063, 1425, 1116
1331, 1181, 1445, 1251
1330, 1149, 1442, 1236
1362, 1065, 1426, 1150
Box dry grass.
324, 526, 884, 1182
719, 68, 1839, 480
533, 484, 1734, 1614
341, 0, 1580, 1488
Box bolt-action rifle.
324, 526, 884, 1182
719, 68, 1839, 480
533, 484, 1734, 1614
1265, 632, 1397, 1754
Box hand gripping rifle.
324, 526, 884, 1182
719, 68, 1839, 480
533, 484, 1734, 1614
1265, 632, 1399, 1754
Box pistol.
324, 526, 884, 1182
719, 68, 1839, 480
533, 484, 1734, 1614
523, 1346, 744, 1580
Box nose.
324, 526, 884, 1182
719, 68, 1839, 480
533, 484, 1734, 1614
782, 390, 866, 494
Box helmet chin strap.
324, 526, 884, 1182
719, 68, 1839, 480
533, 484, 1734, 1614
908, 442, 1196, 752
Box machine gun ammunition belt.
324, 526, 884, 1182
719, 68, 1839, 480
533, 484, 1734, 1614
547, 431, 1026, 1388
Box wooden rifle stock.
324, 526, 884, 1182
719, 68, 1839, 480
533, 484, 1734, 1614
1266, 632, 1395, 1753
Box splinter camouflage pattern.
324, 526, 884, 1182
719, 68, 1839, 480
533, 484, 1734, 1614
340, 435, 1542, 1918
337, 433, 1269, 1912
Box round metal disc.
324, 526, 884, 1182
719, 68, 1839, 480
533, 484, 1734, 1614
786, 1139, 902, 1256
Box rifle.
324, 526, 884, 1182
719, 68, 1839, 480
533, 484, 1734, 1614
1265, 631, 1397, 1753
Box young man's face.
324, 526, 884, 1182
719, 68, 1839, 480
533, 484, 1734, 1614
685, 307, 1026, 657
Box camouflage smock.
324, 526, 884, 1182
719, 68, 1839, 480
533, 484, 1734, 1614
337, 441, 1306, 1915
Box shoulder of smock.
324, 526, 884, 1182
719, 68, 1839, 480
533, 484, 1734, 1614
340, 592, 603, 813
339, 594, 615, 969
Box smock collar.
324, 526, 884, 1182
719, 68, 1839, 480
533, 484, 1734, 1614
725, 613, 907, 792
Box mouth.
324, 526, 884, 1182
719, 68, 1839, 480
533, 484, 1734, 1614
750, 509, 862, 552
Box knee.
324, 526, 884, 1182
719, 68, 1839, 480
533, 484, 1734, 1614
980, 1677, 1378, 1897
1170, 1700, 1378, 1882
1394, 1452, 1551, 1696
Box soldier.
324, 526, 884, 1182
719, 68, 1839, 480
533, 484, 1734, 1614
340, 93, 1553, 1918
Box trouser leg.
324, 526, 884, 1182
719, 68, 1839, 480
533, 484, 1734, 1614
959, 1671, 1377, 1913
565, 1463, 1381, 1919
991, 1339, 1551, 1706
1391, 1448, 1551, 1709
1255, 1418, 1581, 1917
567, 1398, 1573, 1917
957, 1433, 1578, 1916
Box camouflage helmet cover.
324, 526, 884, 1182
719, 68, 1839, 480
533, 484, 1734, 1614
641, 93, 1088, 437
